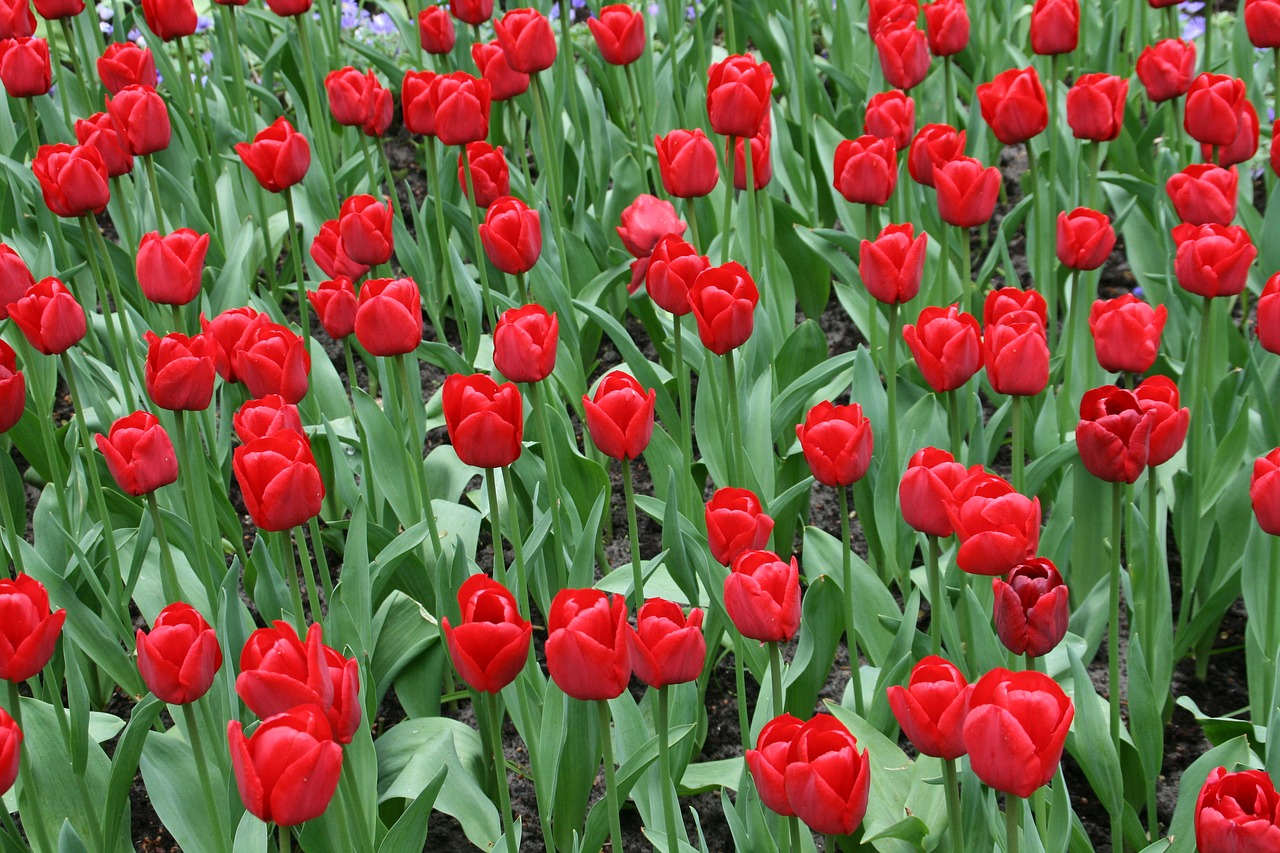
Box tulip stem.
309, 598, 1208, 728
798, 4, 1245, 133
1011, 395, 1025, 495
109, 177, 136, 258
294, 13, 339, 212
960, 225, 974, 318
218, 5, 253, 135
355, 128, 379, 197
942, 758, 963, 853
720, 137, 735, 264
837, 486, 865, 719
743, 130, 761, 275
947, 389, 964, 463
144, 154, 167, 233
724, 349, 745, 486
1108, 482, 1123, 815
926, 534, 944, 656
0, 453, 22, 574
673, 316, 694, 469
1059, 267, 1084, 432
181, 703, 231, 853
173, 411, 222, 611
596, 700, 624, 853
529, 381, 568, 592
177, 37, 226, 243
530, 75, 571, 282
767, 641, 784, 715
788, 818, 803, 853
21, 97, 40, 157
886, 301, 900, 481
279, 823, 291, 853
146, 493, 181, 604
283, 189, 312, 348
1203, 0, 1214, 74
5, 682, 54, 853
657, 685, 681, 852
485, 467, 509, 589
733, 636, 750, 752
461, 151, 496, 327
1005, 795, 1020, 853
481, 693, 517, 853
722, 0, 737, 52
623, 64, 653, 191
397, 353, 443, 554
293, 525, 322, 619
78, 216, 137, 410
623, 459, 645, 610
423, 139, 463, 329
308, 516, 333, 604
501, 466, 530, 620
789, 0, 813, 205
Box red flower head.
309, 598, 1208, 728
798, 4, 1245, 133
493, 303, 557, 383
908, 123, 966, 188
583, 370, 656, 461
655, 128, 719, 199
143, 330, 217, 412
0, 341, 25, 435
1184, 73, 1247, 148
480, 196, 541, 275
993, 558, 1069, 657
449, 0, 492, 25
724, 550, 802, 643
1194, 766, 1280, 852
401, 69, 438, 136
1136, 38, 1196, 103
0, 0, 34, 39
0, 707, 19, 797
233, 394, 304, 444
1172, 222, 1257, 298
136, 228, 208, 306
1066, 73, 1128, 142
96, 41, 156, 94
1202, 100, 1260, 168
227, 704, 343, 826
796, 401, 874, 487
232, 430, 325, 532
886, 655, 972, 759
338, 194, 394, 267
200, 306, 259, 383
923, 0, 969, 56
471, 40, 529, 102
441, 574, 532, 693
689, 261, 759, 355
1258, 273, 1280, 354
784, 715, 871, 836
874, 20, 930, 91
136, 602, 222, 705
859, 223, 927, 304
933, 155, 1000, 227
545, 588, 631, 700
140, 0, 197, 40
588, 4, 645, 66
310, 219, 370, 282
234, 117, 310, 193
354, 277, 422, 357
947, 471, 1041, 576
617, 193, 686, 258
1029, 0, 1079, 55
1075, 385, 1155, 484
442, 373, 524, 469
307, 277, 358, 340
106, 84, 171, 156
0, 245, 32, 322
1166, 164, 1237, 226
984, 287, 1047, 328
645, 234, 708, 316
1056, 207, 1117, 270
864, 89, 916, 151
705, 486, 775, 567
898, 446, 975, 536
627, 598, 706, 688
0, 36, 49, 97
1251, 447, 1280, 535
705, 53, 774, 139
74, 111, 133, 178
0, 573, 66, 683
734, 129, 772, 191
6, 276, 86, 355
983, 321, 1049, 397
31, 142, 110, 219
977, 66, 1048, 145
96, 410, 179, 496
232, 318, 311, 404
867, 0, 918, 35
1088, 294, 1166, 375
418, 5, 455, 54
745, 714, 803, 816
1134, 375, 1190, 467
1247, 0, 1280, 47
833, 134, 898, 206
428, 71, 492, 145
458, 141, 510, 208
324, 67, 392, 137
494, 7, 556, 74
963, 669, 1073, 797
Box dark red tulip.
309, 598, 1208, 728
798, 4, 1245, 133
136, 602, 222, 705
1134, 376, 1190, 467
993, 558, 1069, 657
627, 598, 705, 688
493, 304, 557, 383
724, 550, 802, 643
235, 117, 310, 193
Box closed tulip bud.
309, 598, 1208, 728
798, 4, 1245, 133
655, 128, 719, 198
867, 0, 918, 35
479, 196, 541, 274
689, 261, 759, 355
0, 0, 34, 39
136, 602, 222, 705
833, 134, 897, 206
441, 575, 532, 693
924, 0, 969, 56
784, 715, 871, 836
235, 117, 310, 193
443, 373, 523, 468
140, 0, 196, 40
1056, 207, 1116, 270
886, 655, 972, 759
865, 89, 916, 151
1166, 164, 1237, 225
0, 708, 18, 798
470, 41, 529, 101
401, 69, 438, 136
984, 287, 1048, 328
1184, 73, 1247, 148
0, 341, 24, 435
0, 36, 49, 97
34, 0, 81, 14
734, 129, 772, 191
232, 319, 311, 404
6, 276, 86, 355
984, 322, 1049, 397
324, 67, 392, 137
947, 470, 1041, 575
144, 330, 217, 411
583, 370, 656, 461
0, 243, 35, 319
859, 223, 927, 304
495, 8, 556, 74
457, 141, 509, 208
493, 304, 557, 383
627, 599, 705, 688
95, 411, 177, 495
1246, 0, 1280, 48
306, 277, 358, 340
136, 228, 208, 306
993, 559, 1069, 657
977, 66, 1048, 145
1088, 295, 1166, 374
875, 20, 930, 91
902, 304, 983, 392
418, 5, 455, 54
645, 234, 708, 316
228, 705, 343, 827
962, 668, 1073, 798
233, 394, 303, 444
899, 447, 974, 536
745, 714, 803, 816
309, 219, 369, 282
1075, 385, 1154, 484
1251, 448, 1280, 535
1194, 767, 1280, 852
0, 573, 66, 682
706, 53, 774, 139
796, 401, 874, 487
338, 194, 394, 266
1171, 222, 1256, 298
233, 430, 325, 531
1202, 100, 1259, 168
1134, 376, 1189, 466
1258, 273, 1280, 354
354, 277, 422, 357
200, 306, 259, 383
705, 486, 774, 567
1137, 38, 1196, 103
74, 111, 133, 178
236, 621, 360, 742
618, 194, 686, 258
545, 588, 631, 701
449, 0, 491, 25
908, 123, 966, 188
1066, 73, 1127, 141
106, 84, 170, 156
588, 4, 645, 66
97, 41, 156, 94
1029, 0, 1078, 55
32, 142, 110, 219
933, 155, 1000, 227
263, 0, 311, 16
724, 550, 802, 643
426, 71, 491, 146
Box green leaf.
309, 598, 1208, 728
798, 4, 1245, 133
1065, 647, 1124, 818
678, 759, 743, 795
100, 696, 164, 853
376, 766, 448, 853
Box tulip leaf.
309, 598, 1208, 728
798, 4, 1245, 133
864, 815, 929, 848
370, 590, 440, 703
1164, 734, 1257, 853
801, 526, 899, 664
1064, 647, 1124, 820
580, 723, 696, 853
140, 727, 227, 853
784, 573, 843, 718
101, 696, 164, 853
678, 759, 744, 795
351, 387, 416, 525
231, 813, 268, 853
375, 765, 447, 853
55, 822, 88, 853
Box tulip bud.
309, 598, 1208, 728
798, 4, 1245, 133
0, 243, 34, 321
6, 276, 87, 355
228, 705, 343, 826
933, 156, 1000, 227
1136, 38, 1195, 103
442, 575, 532, 693
442, 373, 524, 469
992, 558, 1069, 657
655, 128, 720, 199
0, 708, 19, 798
96, 411, 179, 496
583, 370, 656, 461
587, 4, 645, 66
833, 134, 898, 206
310, 219, 370, 282
354, 277, 423, 357
31, 143, 110, 219
74, 112, 134, 178
705, 53, 774, 139
984, 321, 1049, 397
136, 229, 209, 306
418, 5, 455, 54
645, 234, 708, 316
493, 304, 557, 383
0, 573, 66, 683
796, 401, 874, 488
449, 0, 492, 25
859, 223, 927, 304
200, 306, 259, 383
864, 89, 916, 150
874, 20, 930, 91
908, 123, 965, 188
0, 36, 50, 97
627, 599, 705, 688
1184, 73, 1247, 148
338, 194, 394, 267
232, 429, 325, 531
1029, 0, 1079, 55
136, 602, 223, 705
705, 487, 774, 567
545, 588, 631, 700
234, 117, 310, 194
97, 42, 157, 94
306, 277, 358, 340
724, 550, 802, 643
923, 0, 969, 56
106, 84, 171, 156
1056, 207, 1116, 270
688, 261, 758, 355
1088, 295, 1166, 375
887, 655, 972, 759
1066, 73, 1127, 142
457, 141, 510, 208
233, 394, 304, 444
479, 196, 541, 275
977, 66, 1048, 145
1258, 273, 1280, 354
1171, 222, 1256, 299
1075, 385, 1155, 484
494, 7, 556, 74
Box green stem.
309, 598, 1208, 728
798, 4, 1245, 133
144, 154, 166, 232
109, 176, 135, 251
961, 225, 974, 317
789, 0, 813, 204
0, 445, 22, 573
83, 216, 138, 406
295, 14, 339, 212
5, 682, 54, 853
182, 703, 231, 853
485, 693, 517, 853
21, 96, 40, 157
501, 465, 529, 620
276, 530, 305, 627
657, 685, 680, 852
743, 134, 761, 275
1108, 481, 1123, 757
943, 56, 954, 131
1203, 0, 1214, 74
1011, 395, 1025, 495
927, 534, 944, 655
733, 635, 750, 752
279, 823, 291, 853
943, 758, 963, 853
1006, 795, 1020, 853
529, 381, 567, 591
674, 316, 694, 468
948, 389, 964, 463
724, 349, 744, 486
219, 5, 252, 134
397, 354, 442, 552
768, 641, 784, 714
308, 516, 333, 604
789, 818, 803, 853
531, 75, 571, 279
172, 411, 221, 609
146, 492, 181, 604
623, 459, 645, 609
284, 189, 311, 347
624, 63, 653, 191
722, 0, 737, 52
720, 137, 735, 264
294, 525, 321, 619
596, 700, 625, 853
886, 302, 899, 480
838, 486, 865, 718
423, 137, 455, 287
1145, 466, 1159, 670
178, 37, 225, 241
461, 152, 495, 326
486, 467, 508, 589
356, 127, 379, 193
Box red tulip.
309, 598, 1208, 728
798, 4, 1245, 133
1184, 73, 1247, 148
923, 0, 969, 56
867, 0, 918, 35
1247, 0, 1280, 47
1136, 38, 1196, 103
898, 447, 974, 537
977, 66, 1048, 145
442, 373, 523, 468
886, 655, 972, 759
859, 223, 927, 304
96, 42, 157, 94
140, 0, 196, 40
545, 588, 631, 701
31, 142, 110, 219
984, 287, 1048, 328
1194, 766, 1280, 853
307, 277, 358, 340
1171, 222, 1256, 298
353, 277, 422, 357
106, 84, 171, 156
449, 0, 492, 25
583, 370, 656, 461
688, 261, 758, 355
933, 155, 1000, 227
0, 341, 25, 435
232, 319, 310, 404
457, 141, 510, 208
874, 20, 930, 91
143, 330, 216, 411
724, 550, 802, 643
1088, 295, 1166, 374
441, 574, 532, 693
0, 0, 34, 39
33, 0, 83, 14
617, 193, 686, 259
1066, 73, 1127, 142
1056, 207, 1116, 270
705, 486, 774, 567
0, 573, 66, 683
494, 7, 556, 74
796, 401, 874, 487
233, 394, 304, 444
6, 276, 86, 355
1166, 164, 1237, 226
705, 53, 774, 139
0, 36, 49, 97
74, 111, 133, 178
962, 668, 1073, 797
1272, 119, 1280, 178
310, 219, 370, 282
479, 196, 541, 275
655, 128, 719, 199
338, 194, 394, 267
645, 234, 708, 316
227, 704, 343, 826
733, 130, 772, 191
232, 429, 325, 532
993, 559, 1069, 657
1202, 100, 1260, 168
1075, 385, 1154, 484
234, 117, 310, 193
1134, 376, 1190, 467
493, 304, 557, 383
418, 5, 455, 54
324, 67, 392, 137
200, 306, 259, 383
136, 228, 209, 305
947, 471, 1041, 576
0, 243, 34, 320
1029, 0, 1079, 55
0, 707, 19, 798
136, 602, 222, 705
833, 134, 897, 206
864, 89, 916, 151
627, 598, 705, 688
908, 123, 966, 188
784, 715, 871, 837
471, 40, 529, 102
984, 321, 1049, 397
745, 714, 803, 817
1251, 448, 1280, 535
263, 0, 311, 16
401, 69, 438, 136
588, 4, 645, 66
1258, 273, 1280, 354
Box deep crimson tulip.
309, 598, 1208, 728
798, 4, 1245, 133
867, 0, 918, 35
655, 128, 719, 199
588, 4, 645, 66
493, 304, 557, 383
734, 129, 772, 191
1147, 0, 1183, 5
353, 277, 423, 357
923, 0, 969, 55
688, 261, 758, 355
962, 668, 1073, 798
796, 401, 874, 487
442, 373, 523, 468
427, 71, 491, 146
705, 53, 774, 139
1171, 222, 1256, 298
646, 235, 707, 316
106, 84, 170, 156
0, 341, 24, 435
233, 430, 325, 531
1133, 376, 1189, 466
977, 66, 1048, 145
232, 319, 311, 404
908, 123, 965, 188
418, 5, 455, 54
97, 41, 156, 94
898, 447, 974, 537
1075, 385, 1154, 484
1056, 207, 1116, 270
859, 223, 927, 304
471, 40, 529, 101
617, 193, 686, 258
984, 321, 1049, 397
20, 0, 56, 15
200, 306, 259, 383
993, 559, 1069, 657
95, 411, 178, 495
745, 714, 803, 816
494, 7, 556, 74
1166, 164, 1237, 226
583, 370, 655, 461
449, 0, 491, 25
1184, 73, 1247, 148
1259, 273, 1280, 354
310, 219, 369, 281
784, 715, 871, 836
0, 243, 34, 319
886, 655, 972, 759
0, 36, 49, 97
1251, 448, 1280, 535
1088, 295, 1166, 375
6, 277, 86, 355
136, 228, 208, 306
32, 143, 109, 218
902, 304, 983, 392
1195, 766, 1280, 852
1246, 0, 1280, 48
1136, 38, 1196, 103
947, 471, 1041, 576
401, 69, 438, 136
74, 112, 133, 178
705, 487, 774, 567
1066, 73, 1127, 141
0, 708, 18, 797
479, 196, 541, 275
865, 89, 915, 151
933, 155, 1000, 227
227, 704, 343, 827
874, 20, 930, 91
545, 588, 630, 701
724, 550, 802, 643
441, 574, 532, 693
234, 117, 310, 193
143, 330, 216, 411
833, 134, 897, 206
236, 621, 360, 742
140, 0, 196, 40
984, 287, 1048, 329
263, 0, 310, 16
0, 0, 34, 39
627, 599, 705, 688
458, 141, 509, 208
136, 602, 222, 705
338, 194, 394, 267
1203, 100, 1260, 168
233, 394, 303, 444
307, 277, 358, 340
1029, 0, 1078, 55
0, 573, 66, 683
324, 67, 392, 137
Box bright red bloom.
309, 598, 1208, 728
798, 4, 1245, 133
1194, 766, 1280, 853
234, 117, 310, 193
441, 574, 532, 694
734, 130, 771, 191
143, 330, 216, 412
418, 5, 455, 54
95, 411, 178, 496
200, 306, 259, 383
1166, 164, 1237, 226
471, 40, 529, 102
0, 707, 19, 797
494, 7, 556, 74
962, 668, 1073, 798
0, 245, 31, 323
946, 471, 1041, 576
310, 219, 370, 282
1056, 207, 1117, 270
886, 655, 972, 759
874, 20, 930, 91
583, 370, 656, 461
977, 66, 1048, 145
0, 573, 66, 683
479, 196, 541, 275
0, 341, 24, 435
588, 4, 645, 66
833, 134, 897, 206
864, 89, 916, 150
745, 714, 803, 817
429, 71, 492, 145
307, 277, 358, 340
1076, 385, 1155, 484
908, 123, 965, 188
902, 304, 983, 392
227, 705, 343, 827
705, 53, 774, 139
898, 447, 974, 536
442, 373, 524, 469
401, 69, 438, 136
617, 193, 686, 258
6, 276, 86, 355
867, 0, 918, 35
984, 287, 1048, 328
0, 0, 34, 39
354, 277, 422, 357
493, 304, 557, 383
233, 430, 325, 531
1258, 273, 1280, 354
1202, 101, 1260, 168
655, 128, 719, 199
1088, 295, 1166, 375
1136, 38, 1196, 103
1029, 0, 1079, 55
96, 42, 156, 94
627, 598, 705, 688
338, 194, 394, 267
984, 321, 1049, 397
74, 111, 133, 178
232, 319, 311, 404
705, 487, 774, 567
923, 0, 969, 56
796, 401, 874, 487
859, 223, 927, 304
449, 0, 492, 25
1171, 222, 1257, 298
32, 142, 110, 218
545, 588, 631, 701
933, 155, 1000, 227
993, 559, 1069, 657
233, 394, 304, 444
1134, 375, 1190, 467
645, 234, 707, 316
324, 67, 392, 137
1066, 73, 1127, 141
0, 36, 49, 97
724, 550, 802, 643
106, 84, 171, 156
784, 715, 871, 837
458, 141, 510, 208
140, 0, 197, 40
1251, 448, 1280, 535
688, 261, 758, 355
136, 228, 208, 306
263, 0, 311, 16
1247, 0, 1280, 48
1184, 73, 1247, 148
136, 602, 222, 705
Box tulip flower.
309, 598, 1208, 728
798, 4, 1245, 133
977, 66, 1048, 145
705, 53, 774, 139
1076, 385, 1155, 484
1246, 0, 1280, 47
645, 234, 708, 316
0, 342, 24, 435
733, 125, 770, 192
1194, 766, 1280, 852
984, 321, 1049, 397
136, 602, 222, 705
0, 36, 49, 97
200, 306, 259, 383
235, 117, 310, 193
310, 219, 370, 282
874, 20, 930, 91
479, 196, 541, 275
864, 89, 916, 150
1088, 295, 1166, 374
0, 243, 34, 319
886, 655, 972, 759
627, 599, 706, 688
6, 276, 87, 355
784, 715, 871, 836
74, 112, 133, 179
227, 704, 343, 826
545, 588, 631, 701
136, 229, 209, 306
1066, 73, 1128, 142
0, 708, 18, 797
338, 194, 394, 267
583, 370, 656, 461
899, 447, 973, 536
233, 395, 304, 444
31, 143, 110, 219
324, 67, 393, 137
745, 714, 803, 816
232, 319, 311, 403
96, 411, 179, 496
587, 4, 645, 66
1134, 376, 1190, 467
933, 155, 1000, 227
962, 668, 1073, 798
493, 304, 558, 383
859, 223, 927, 304
1258, 273, 1280, 354
449, 0, 491, 25
705, 487, 775, 567
1171, 222, 1257, 298
1056, 207, 1117, 270
992, 559, 1069, 657
0, 573, 66, 683
724, 550, 802, 643
1184, 73, 1247, 148
106, 84, 171, 157
984, 287, 1048, 328
457, 142, 510, 208
442, 373, 524, 469
401, 69, 439, 136
307, 277, 358, 340
1166, 164, 1237, 226
908, 123, 965, 187
232, 429, 325, 532
1203, 101, 1260, 168
0, 0, 34, 39
947, 471, 1041, 576
833, 135, 898, 206
923, 0, 969, 56
1136, 38, 1196, 103
902, 304, 983, 392
1252, 448, 1280, 535
140, 0, 196, 39
795, 401, 874, 488
97, 41, 157, 94
655, 128, 719, 198
617, 194, 687, 259
494, 7, 556, 74
418, 5, 455, 54
441, 574, 532, 693
1029, 0, 1079, 55
471, 41, 529, 102
868, 0, 918, 35
353, 277, 423, 357
688, 261, 758, 354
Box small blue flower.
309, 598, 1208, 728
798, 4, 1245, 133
195, 14, 213, 32
201, 50, 214, 66
1132, 286, 1144, 298
368, 12, 395, 33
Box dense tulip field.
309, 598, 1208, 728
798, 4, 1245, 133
3, 0, 1280, 849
